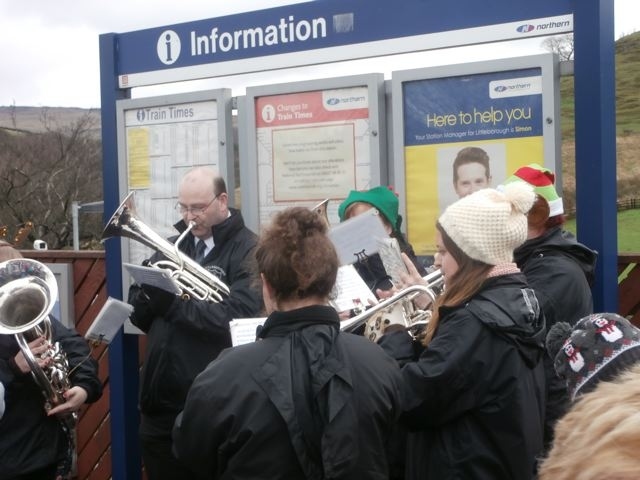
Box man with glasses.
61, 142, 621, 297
128, 166, 263, 480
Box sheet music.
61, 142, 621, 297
229, 317, 267, 346
329, 264, 377, 313
85, 297, 133, 344
123, 263, 181, 295
377, 237, 408, 287
328, 209, 388, 265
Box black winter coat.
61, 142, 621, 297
173, 305, 403, 480
380, 274, 546, 480
514, 226, 596, 328
129, 209, 263, 435
514, 226, 597, 447
0, 318, 102, 479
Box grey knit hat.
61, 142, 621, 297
546, 313, 640, 400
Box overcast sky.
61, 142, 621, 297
0, 0, 637, 109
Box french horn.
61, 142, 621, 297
102, 192, 230, 303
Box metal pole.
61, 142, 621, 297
72, 201, 80, 250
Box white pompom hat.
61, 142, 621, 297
438, 182, 535, 265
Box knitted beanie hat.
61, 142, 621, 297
438, 182, 534, 265
546, 313, 640, 400
503, 163, 564, 216
338, 186, 399, 229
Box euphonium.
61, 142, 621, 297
0, 258, 79, 475
101, 192, 230, 303
341, 269, 444, 342
0, 258, 73, 409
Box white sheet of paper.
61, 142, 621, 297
330, 264, 377, 313
328, 209, 388, 265
123, 263, 181, 295
229, 317, 267, 346
85, 297, 134, 344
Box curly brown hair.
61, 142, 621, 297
255, 207, 338, 304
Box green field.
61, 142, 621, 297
564, 209, 640, 253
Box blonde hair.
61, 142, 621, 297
0, 241, 22, 261
538, 363, 640, 480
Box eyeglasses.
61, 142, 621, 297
175, 194, 219, 216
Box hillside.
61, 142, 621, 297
0, 105, 101, 134
560, 31, 640, 212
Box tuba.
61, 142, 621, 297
341, 269, 444, 342
101, 192, 230, 303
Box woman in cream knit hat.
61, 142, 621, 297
379, 182, 547, 480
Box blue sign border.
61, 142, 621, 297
114, 0, 572, 76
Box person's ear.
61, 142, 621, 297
261, 273, 277, 314
528, 195, 550, 232
218, 192, 229, 208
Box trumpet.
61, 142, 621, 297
102, 192, 230, 303
341, 269, 444, 342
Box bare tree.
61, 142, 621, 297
541, 34, 574, 61
0, 110, 103, 249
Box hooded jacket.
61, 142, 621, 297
514, 226, 597, 446
173, 305, 402, 480
128, 208, 263, 434
514, 226, 597, 328
380, 274, 546, 480
0, 318, 102, 479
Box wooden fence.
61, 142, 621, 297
23, 250, 113, 480
18, 250, 640, 479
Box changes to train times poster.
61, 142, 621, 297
402, 67, 544, 254
254, 86, 373, 227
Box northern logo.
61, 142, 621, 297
326, 98, 340, 105
516, 24, 535, 33
494, 86, 508, 92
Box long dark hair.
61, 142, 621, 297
422, 223, 492, 345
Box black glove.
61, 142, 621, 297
141, 284, 176, 316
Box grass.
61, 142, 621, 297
564, 209, 640, 253
560, 32, 640, 139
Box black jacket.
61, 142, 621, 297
514, 226, 597, 447
514, 226, 596, 328
380, 274, 546, 480
0, 318, 102, 479
173, 305, 403, 480
129, 208, 263, 434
